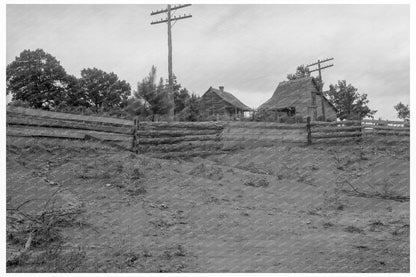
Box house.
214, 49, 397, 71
200, 86, 252, 120
257, 77, 337, 121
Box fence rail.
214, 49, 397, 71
307, 117, 410, 144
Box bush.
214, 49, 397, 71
8, 100, 31, 108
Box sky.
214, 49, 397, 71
6, 4, 410, 120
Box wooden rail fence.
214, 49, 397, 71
7, 107, 410, 157
306, 117, 410, 144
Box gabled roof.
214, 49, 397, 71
204, 87, 252, 111
258, 77, 337, 112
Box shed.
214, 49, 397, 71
200, 86, 252, 120
257, 77, 337, 121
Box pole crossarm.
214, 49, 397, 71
309, 64, 334, 73
150, 4, 192, 15
306, 57, 334, 68
151, 14, 192, 25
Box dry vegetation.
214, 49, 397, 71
6, 136, 409, 272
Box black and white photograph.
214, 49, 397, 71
3, 0, 414, 274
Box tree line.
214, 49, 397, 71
6, 49, 200, 121
6, 49, 409, 121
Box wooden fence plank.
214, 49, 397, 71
137, 129, 221, 138
6, 125, 131, 141
312, 131, 362, 139
7, 115, 132, 134
362, 119, 409, 125
6, 106, 132, 126
310, 120, 362, 126
138, 121, 225, 130
138, 135, 220, 145
311, 126, 363, 133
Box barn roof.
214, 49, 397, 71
258, 77, 337, 112
204, 87, 252, 111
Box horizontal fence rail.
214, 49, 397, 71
6, 107, 134, 150
307, 117, 410, 144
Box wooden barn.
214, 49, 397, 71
200, 86, 252, 120
257, 77, 337, 121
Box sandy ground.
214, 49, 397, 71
6, 136, 409, 272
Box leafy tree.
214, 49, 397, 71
6, 49, 71, 109
179, 93, 200, 121
174, 87, 190, 114
61, 75, 88, 108
327, 80, 377, 120
394, 102, 410, 120
287, 64, 324, 89
136, 66, 172, 121
79, 68, 131, 112
287, 65, 311, 80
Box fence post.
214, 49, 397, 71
132, 118, 139, 153
307, 116, 312, 145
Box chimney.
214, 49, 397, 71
219, 86, 224, 92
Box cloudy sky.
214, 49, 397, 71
6, 4, 409, 119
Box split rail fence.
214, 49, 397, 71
7, 107, 410, 158
306, 117, 410, 144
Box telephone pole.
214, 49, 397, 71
306, 58, 334, 121
151, 4, 192, 121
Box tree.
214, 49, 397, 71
326, 80, 377, 120
174, 87, 190, 115
179, 93, 200, 121
394, 102, 410, 120
79, 68, 131, 112
6, 49, 71, 109
136, 66, 172, 121
61, 75, 87, 107
287, 65, 311, 80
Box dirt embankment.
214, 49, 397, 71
6, 137, 410, 272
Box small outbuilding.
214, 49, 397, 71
257, 77, 337, 121
200, 86, 252, 120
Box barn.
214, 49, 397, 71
200, 86, 252, 120
257, 77, 337, 122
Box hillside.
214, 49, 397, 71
6, 136, 409, 272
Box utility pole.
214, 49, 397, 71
306, 57, 334, 121
151, 4, 192, 122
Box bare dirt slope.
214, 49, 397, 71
6, 137, 409, 272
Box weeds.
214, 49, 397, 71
6, 188, 85, 271
344, 225, 364, 234
339, 179, 409, 202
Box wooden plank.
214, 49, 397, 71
362, 119, 409, 125
7, 115, 132, 134
138, 135, 220, 145
149, 150, 232, 159
6, 106, 132, 126
138, 121, 225, 130
310, 120, 362, 126
366, 126, 410, 131
137, 129, 221, 138
226, 121, 306, 130
311, 126, 362, 133
312, 131, 362, 139
6, 126, 131, 141
370, 130, 410, 136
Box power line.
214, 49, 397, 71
150, 4, 192, 122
